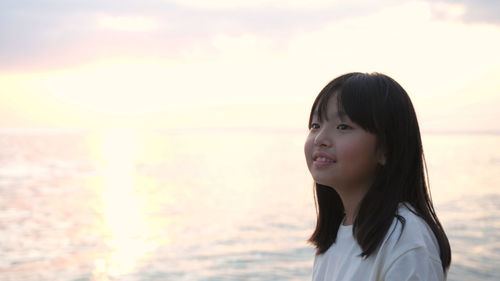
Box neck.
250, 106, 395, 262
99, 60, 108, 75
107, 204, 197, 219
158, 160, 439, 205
340, 196, 360, 226
335, 183, 371, 226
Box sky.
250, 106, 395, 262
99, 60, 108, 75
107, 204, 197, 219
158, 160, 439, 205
1, 0, 499, 133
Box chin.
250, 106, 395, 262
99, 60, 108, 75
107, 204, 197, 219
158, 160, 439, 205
312, 177, 335, 188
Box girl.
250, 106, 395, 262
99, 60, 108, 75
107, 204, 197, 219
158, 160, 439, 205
304, 72, 451, 281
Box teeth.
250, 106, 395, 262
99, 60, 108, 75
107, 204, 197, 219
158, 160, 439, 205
316, 157, 333, 162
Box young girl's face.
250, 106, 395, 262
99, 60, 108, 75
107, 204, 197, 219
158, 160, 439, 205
304, 95, 383, 192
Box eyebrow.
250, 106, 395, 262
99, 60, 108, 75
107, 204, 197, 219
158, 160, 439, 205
337, 111, 347, 121
312, 110, 347, 121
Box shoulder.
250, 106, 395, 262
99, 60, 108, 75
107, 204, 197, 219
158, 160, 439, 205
394, 204, 439, 248
383, 203, 440, 256
378, 203, 444, 280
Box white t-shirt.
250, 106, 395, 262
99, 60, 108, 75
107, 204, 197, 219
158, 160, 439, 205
312, 203, 445, 281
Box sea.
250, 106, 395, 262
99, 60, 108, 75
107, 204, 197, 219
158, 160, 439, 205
0, 129, 499, 281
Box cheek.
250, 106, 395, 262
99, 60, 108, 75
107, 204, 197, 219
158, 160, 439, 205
304, 135, 314, 163
343, 143, 377, 172
340, 139, 377, 165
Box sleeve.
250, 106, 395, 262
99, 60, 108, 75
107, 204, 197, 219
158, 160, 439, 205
383, 247, 445, 281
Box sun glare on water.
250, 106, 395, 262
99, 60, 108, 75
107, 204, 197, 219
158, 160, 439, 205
90, 129, 162, 280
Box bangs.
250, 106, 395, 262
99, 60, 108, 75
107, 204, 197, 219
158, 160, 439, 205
338, 75, 380, 134
309, 73, 381, 134
312, 87, 337, 125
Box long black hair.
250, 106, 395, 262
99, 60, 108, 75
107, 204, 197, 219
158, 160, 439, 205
307, 72, 451, 271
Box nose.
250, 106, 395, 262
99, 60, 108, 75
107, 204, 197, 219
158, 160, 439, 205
313, 128, 332, 147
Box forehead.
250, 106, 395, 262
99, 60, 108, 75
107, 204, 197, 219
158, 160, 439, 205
313, 95, 346, 120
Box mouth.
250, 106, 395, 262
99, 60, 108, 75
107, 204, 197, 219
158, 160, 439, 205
313, 152, 336, 166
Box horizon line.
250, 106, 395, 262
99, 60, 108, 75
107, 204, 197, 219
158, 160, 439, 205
0, 127, 499, 136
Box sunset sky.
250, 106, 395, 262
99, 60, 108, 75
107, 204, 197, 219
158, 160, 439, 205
1, 0, 499, 132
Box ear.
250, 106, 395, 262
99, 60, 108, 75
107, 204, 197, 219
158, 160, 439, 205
378, 154, 386, 165
376, 147, 387, 166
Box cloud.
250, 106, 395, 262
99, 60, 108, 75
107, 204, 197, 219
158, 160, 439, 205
3, 0, 498, 72
96, 15, 160, 32
0, 0, 400, 71
427, 0, 500, 24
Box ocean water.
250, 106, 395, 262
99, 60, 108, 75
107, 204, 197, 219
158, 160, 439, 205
0, 130, 498, 281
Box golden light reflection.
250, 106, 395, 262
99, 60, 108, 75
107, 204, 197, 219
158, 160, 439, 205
91, 129, 160, 280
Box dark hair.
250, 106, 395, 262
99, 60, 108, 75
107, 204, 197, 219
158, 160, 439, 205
307, 72, 451, 271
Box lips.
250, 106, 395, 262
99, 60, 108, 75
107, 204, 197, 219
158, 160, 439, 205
313, 152, 336, 167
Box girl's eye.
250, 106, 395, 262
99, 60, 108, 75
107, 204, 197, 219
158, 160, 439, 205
337, 124, 351, 130
310, 123, 320, 130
